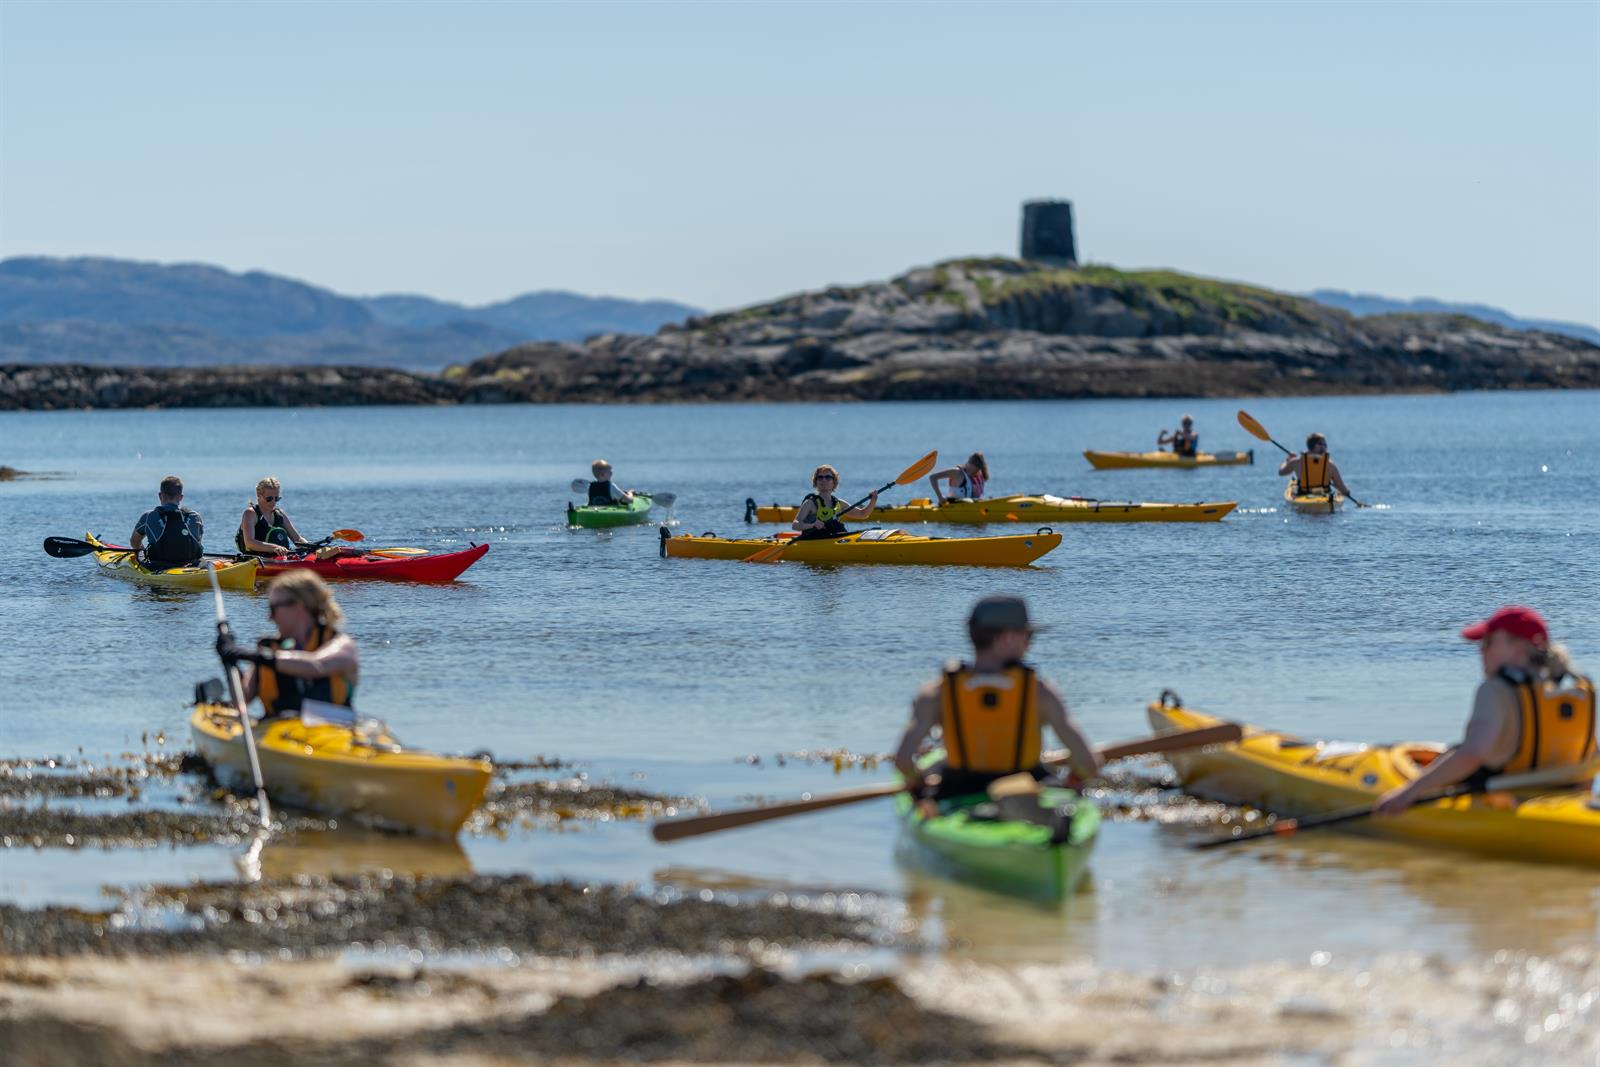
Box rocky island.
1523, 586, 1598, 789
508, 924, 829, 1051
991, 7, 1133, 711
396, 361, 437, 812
4, 258, 1596, 411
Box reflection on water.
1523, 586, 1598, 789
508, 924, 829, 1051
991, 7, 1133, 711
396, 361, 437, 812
258, 825, 474, 881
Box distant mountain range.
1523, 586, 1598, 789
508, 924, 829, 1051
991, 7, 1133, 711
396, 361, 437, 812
1305, 289, 1599, 346
0, 257, 701, 370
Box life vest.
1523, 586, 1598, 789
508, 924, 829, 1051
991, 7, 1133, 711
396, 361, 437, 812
939, 662, 1042, 774
236, 503, 293, 554
1493, 667, 1597, 774
588, 480, 617, 506
1298, 453, 1331, 492
144, 507, 203, 568
956, 469, 986, 500
1173, 430, 1198, 458
255, 624, 355, 718
805, 492, 846, 524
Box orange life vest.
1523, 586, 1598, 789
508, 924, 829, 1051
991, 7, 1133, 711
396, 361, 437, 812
939, 663, 1041, 773
1495, 668, 1597, 774
1298, 453, 1330, 492
256, 624, 354, 718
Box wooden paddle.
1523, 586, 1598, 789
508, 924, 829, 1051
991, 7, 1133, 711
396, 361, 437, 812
651, 722, 1243, 842
1236, 410, 1369, 507
1192, 757, 1600, 850
205, 563, 271, 829
742, 451, 940, 564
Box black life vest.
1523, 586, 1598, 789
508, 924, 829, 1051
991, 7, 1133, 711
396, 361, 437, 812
236, 503, 293, 554
588, 480, 617, 506
255, 624, 355, 718
803, 493, 848, 534
1173, 430, 1198, 458
144, 507, 203, 568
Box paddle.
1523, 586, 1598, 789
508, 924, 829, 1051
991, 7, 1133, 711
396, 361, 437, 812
742, 450, 940, 565
45, 527, 370, 563
1236, 410, 1369, 508
569, 479, 674, 507
206, 563, 271, 829
1192, 758, 1600, 851
651, 722, 1243, 842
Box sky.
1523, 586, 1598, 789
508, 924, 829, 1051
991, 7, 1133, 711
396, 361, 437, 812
1, 1, 1596, 324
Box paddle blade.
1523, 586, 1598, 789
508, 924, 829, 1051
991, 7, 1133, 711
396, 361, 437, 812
1236, 410, 1272, 443
329, 529, 364, 542
43, 536, 98, 559
645, 491, 676, 507
570, 479, 589, 493
895, 450, 940, 486
742, 541, 789, 564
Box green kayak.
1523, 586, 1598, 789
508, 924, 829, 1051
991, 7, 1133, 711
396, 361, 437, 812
568, 493, 653, 529
896, 751, 1100, 900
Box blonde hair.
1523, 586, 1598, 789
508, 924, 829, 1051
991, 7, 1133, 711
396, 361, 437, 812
591, 459, 612, 476
255, 476, 281, 495
811, 464, 840, 487
1531, 641, 1574, 683
268, 571, 344, 629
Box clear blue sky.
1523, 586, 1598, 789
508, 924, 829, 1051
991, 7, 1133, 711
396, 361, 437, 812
2, 0, 1596, 324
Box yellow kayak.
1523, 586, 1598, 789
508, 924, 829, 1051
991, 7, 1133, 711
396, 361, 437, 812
86, 532, 258, 591
745, 495, 1235, 525
1147, 697, 1600, 867
1283, 481, 1344, 513
660, 527, 1061, 566
190, 703, 492, 837
1084, 450, 1254, 470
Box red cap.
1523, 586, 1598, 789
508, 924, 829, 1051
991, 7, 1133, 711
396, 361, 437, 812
1461, 605, 1548, 644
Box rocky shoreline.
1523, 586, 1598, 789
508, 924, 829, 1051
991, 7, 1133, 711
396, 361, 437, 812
4, 260, 1596, 411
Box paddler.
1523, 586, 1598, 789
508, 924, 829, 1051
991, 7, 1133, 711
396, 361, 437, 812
236, 476, 311, 557
1157, 415, 1199, 458
216, 571, 359, 719
1277, 432, 1355, 498
1374, 606, 1595, 816
792, 464, 877, 538
587, 459, 635, 506
894, 596, 1100, 818
928, 452, 989, 503
130, 475, 205, 568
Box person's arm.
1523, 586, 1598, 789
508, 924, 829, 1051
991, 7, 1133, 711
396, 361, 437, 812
1037, 679, 1100, 782
792, 498, 819, 532
1277, 454, 1300, 476
279, 512, 309, 547
893, 684, 944, 787
927, 467, 958, 503
271, 631, 360, 684
130, 517, 147, 552
240, 508, 289, 556
1328, 460, 1353, 497
612, 483, 635, 505
1156, 429, 1175, 448
1373, 685, 1508, 816
843, 490, 878, 518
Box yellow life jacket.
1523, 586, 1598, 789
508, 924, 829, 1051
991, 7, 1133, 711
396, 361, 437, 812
806, 493, 844, 523
1298, 452, 1330, 492
1496, 668, 1597, 774
939, 663, 1041, 774
256, 623, 355, 718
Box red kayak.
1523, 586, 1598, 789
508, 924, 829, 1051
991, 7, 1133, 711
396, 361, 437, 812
256, 543, 488, 583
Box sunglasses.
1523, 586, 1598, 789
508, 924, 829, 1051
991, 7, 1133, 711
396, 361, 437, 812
262, 495, 280, 502
815, 474, 837, 481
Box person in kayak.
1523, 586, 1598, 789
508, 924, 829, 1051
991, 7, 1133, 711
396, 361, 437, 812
1374, 606, 1595, 817
1277, 432, 1354, 498
236, 477, 311, 557
1158, 415, 1199, 457
894, 596, 1100, 817
928, 452, 989, 503
792, 464, 878, 538
130, 475, 205, 569
217, 571, 359, 719
587, 460, 635, 507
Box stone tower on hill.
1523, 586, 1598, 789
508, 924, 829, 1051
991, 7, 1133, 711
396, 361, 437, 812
1020, 200, 1077, 266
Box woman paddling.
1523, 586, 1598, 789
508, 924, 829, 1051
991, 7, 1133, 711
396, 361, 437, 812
236, 477, 311, 558
928, 452, 989, 504
217, 571, 359, 719
1374, 606, 1595, 816
791, 465, 878, 539
1277, 432, 1355, 500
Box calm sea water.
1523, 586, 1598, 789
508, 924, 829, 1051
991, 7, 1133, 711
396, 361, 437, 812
3, 392, 1598, 970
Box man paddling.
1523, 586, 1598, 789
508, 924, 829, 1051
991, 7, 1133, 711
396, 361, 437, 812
1277, 432, 1354, 499
587, 459, 635, 506
894, 596, 1100, 818
1374, 606, 1594, 816
130, 475, 205, 568
1157, 415, 1199, 458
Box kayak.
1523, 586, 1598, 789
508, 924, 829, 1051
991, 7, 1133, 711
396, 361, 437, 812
895, 750, 1099, 900
569, 494, 653, 528
256, 542, 488, 582
659, 527, 1062, 566
1084, 450, 1254, 470
1283, 481, 1344, 514
84, 532, 258, 591
190, 703, 492, 837
746, 495, 1236, 525
1147, 697, 1600, 867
